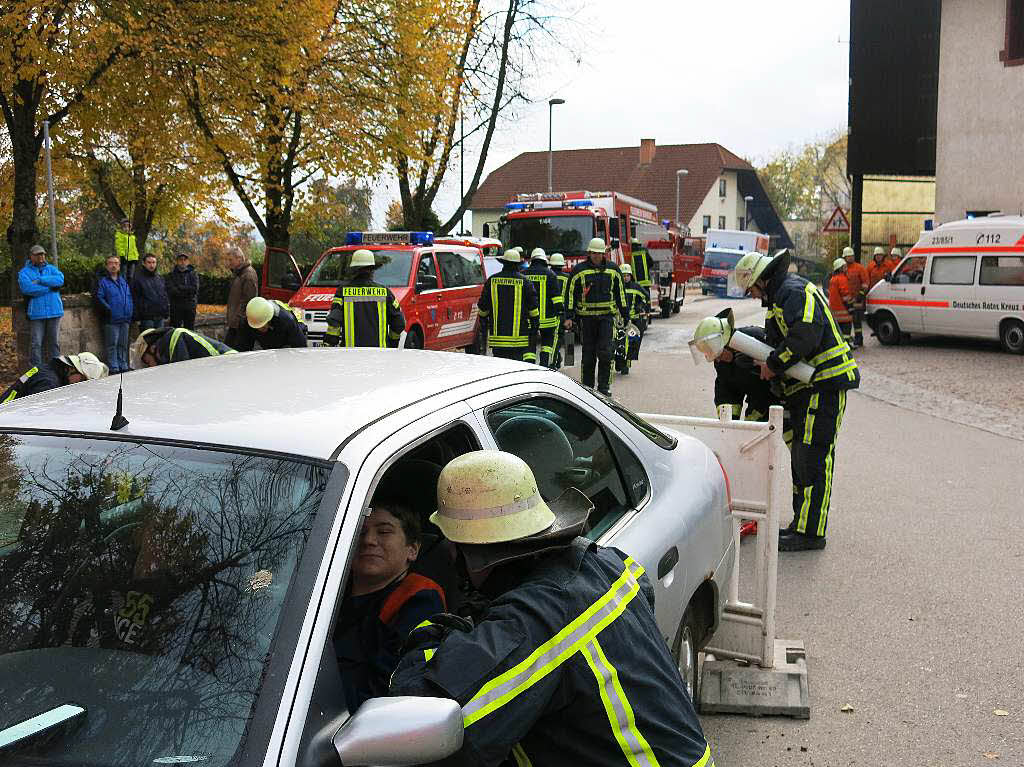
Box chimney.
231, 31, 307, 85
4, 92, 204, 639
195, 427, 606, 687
639, 138, 656, 166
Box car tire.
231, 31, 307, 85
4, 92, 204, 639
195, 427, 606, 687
875, 311, 902, 346
405, 327, 424, 350
1000, 319, 1024, 354
672, 606, 703, 705
464, 328, 484, 355
660, 300, 671, 320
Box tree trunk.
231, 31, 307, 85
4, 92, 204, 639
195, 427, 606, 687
8, 101, 42, 372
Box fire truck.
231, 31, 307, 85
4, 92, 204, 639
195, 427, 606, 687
490, 190, 659, 269
642, 228, 706, 318
260, 231, 487, 351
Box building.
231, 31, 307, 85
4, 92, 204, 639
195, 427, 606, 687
468, 140, 793, 248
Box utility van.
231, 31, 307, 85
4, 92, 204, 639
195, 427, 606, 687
865, 215, 1024, 353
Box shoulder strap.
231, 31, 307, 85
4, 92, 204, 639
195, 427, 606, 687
379, 573, 446, 626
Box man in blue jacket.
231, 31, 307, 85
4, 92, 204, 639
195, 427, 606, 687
18, 245, 65, 366
96, 255, 134, 373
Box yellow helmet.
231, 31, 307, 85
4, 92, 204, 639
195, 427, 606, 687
499, 248, 521, 263
549, 253, 565, 267
431, 451, 555, 544
689, 308, 734, 364
530, 247, 547, 261
733, 252, 775, 293
586, 237, 607, 254
619, 263, 633, 275
832, 258, 846, 272
246, 297, 275, 329
349, 248, 375, 268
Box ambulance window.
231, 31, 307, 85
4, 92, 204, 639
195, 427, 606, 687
436, 252, 466, 288
930, 256, 976, 286
980, 256, 1024, 285
893, 256, 927, 284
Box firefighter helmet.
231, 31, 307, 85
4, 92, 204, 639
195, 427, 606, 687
689, 308, 735, 364
733, 252, 775, 293
58, 352, 109, 381
620, 263, 633, 275
586, 237, 607, 254
130, 328, 168, 368
872, 246, 885, 256
499, 248, 521, 263
833, 258, 846, 272
530, 247, 547, 261
549, 253, 565, 267
246, 297, 275, 329
843, 246, 856, 258
349, 249, 375, 269
890, 247, 902, 258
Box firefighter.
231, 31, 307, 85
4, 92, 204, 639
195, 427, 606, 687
829, 258, 855, 344
522, 248, 563, 367
323, 249, 405, 348
629, 239, 653, 298
477, 249, 539, 361
549, 252, 571, 368
734, 249, 859, 551
867, 247, 890, 288
616, 263, 649, 375
886, 247, 903, 273
233, 296, 307, 351
565, 238, 629, 396
1, 352, 108, 404
133, 327, 236, 367
843, 246, 869, 347
390, 450, 714, 767
689, 309, 792, 444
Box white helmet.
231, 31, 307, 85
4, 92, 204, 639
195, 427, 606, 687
890, 247, 902, 258
832, 258, 846, 272
619, 263, 633, 275
843, 246, 856, 258
549, 253, 565, 267
530, 247, 547, 261
246, 297, 275, 329
499, 248, 521, 263
349, 249, 375, 269
872, 246, 885, 256
586, 237, 607, 254
733, 252, 775, 293
58, 352, 109, 381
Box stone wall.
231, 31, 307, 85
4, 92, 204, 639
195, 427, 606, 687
14, 293, 228, 366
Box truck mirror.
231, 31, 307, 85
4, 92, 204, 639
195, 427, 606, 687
482, 223, 490, 238
610, 238, 620, 250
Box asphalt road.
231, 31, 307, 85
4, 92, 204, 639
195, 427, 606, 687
565, 294, 1023, 766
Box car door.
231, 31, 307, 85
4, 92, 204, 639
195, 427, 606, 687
262, 247, 304, 302
884, 255, 928, 332
435, 250, 469, 349
411, 251, 442, 347
925, 254, 977, 335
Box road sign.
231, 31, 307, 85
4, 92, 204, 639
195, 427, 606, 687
822, 206, 851, 233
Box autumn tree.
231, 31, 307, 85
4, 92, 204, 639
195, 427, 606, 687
289, 181, 371, 269
757, 130, 850, 221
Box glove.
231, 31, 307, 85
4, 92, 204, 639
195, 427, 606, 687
400, 612, 473, 655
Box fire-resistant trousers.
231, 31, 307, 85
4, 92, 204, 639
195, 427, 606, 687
491, 346, 527, 362
787, 388, 847, 538
523, 327, 558, 367
851, 307, 865, 347
579, 315, 614, 392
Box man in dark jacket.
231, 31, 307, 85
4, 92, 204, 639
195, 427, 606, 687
132, 254, 170, 331
133, 327, 236, 367
166, 252, 199, 330
477, 249, 539, 361
232, 297, 307, 351
323, 249, 405, 348
96, 255, 134, 373
521, 248, 563, 367
391, 450, 714, 767
2, 352, 109, 404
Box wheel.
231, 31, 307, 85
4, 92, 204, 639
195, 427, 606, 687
875, 311, 902, 346
672, 301, 681, 315
1000, 319, 1024, 354
464, 328, 484, 355
660, 299, 671, 320
672, 607, 703, 704
404, 327, 424, 349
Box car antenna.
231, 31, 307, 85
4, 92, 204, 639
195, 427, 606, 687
110, 372, 129, 431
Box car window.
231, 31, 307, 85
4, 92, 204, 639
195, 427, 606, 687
0, 434, 329, 766
436, 252, 465, 288
893, 256, 927, 284
605, 430, 650, 507
417, 253, 439, 289
930, 255, 976, 285
979, 256, 1024, 285
458, 251, 486, 285
591, 390, 677, 449
487, 397, 632, 539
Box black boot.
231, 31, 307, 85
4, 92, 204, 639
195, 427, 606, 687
779, 532, 826, 551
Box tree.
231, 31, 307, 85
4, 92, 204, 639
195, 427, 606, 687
289, 181, 371, 269
757, 131, 850, 222
386, 198, 440, 232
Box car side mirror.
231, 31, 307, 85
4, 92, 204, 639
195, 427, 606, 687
416, 276, 435, 292
610, 238, 620, 250
333, 696, 464, 766
482, 223, 490, 238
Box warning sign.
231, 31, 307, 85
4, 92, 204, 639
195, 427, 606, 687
822, 207, 851, 233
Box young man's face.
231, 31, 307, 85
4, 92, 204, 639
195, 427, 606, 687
352, 508, 419, 593
143, 256, 157, 273
106, 258, 120, 277
623, 272, 633, 283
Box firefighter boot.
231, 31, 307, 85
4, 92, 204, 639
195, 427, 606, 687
779, 531, 827, 551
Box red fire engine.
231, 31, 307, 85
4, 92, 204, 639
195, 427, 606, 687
642, 228, 706, 318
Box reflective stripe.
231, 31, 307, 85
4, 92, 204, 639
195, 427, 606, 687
801, 283, 816, 323
424, 648, 436, 662
694, 744, 713, 767
170, 329, 220, 359
797, 484, 813, 532
511, 744, 533, 767
441, 492, 541, 521
818, 390, 847, 537
582, 636, 661, 767
415, 619, 435, 630
462, 558, 645, 727
513, 282, 523, 336
814, 357, 858, 381
778, 348, 793, 363
802, 393, 819, 446
3, 367, 38, 403
810, 342, 850, 366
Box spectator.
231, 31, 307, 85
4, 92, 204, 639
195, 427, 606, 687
226, 246, 258, 348
166, 252, 200, 330
115, 218, 140, 283
18, 244, 65, 367
96, 255, 134, 373
132, 254, 170, 331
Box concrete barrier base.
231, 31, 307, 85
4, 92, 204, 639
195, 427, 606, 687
699, 639, 810, 719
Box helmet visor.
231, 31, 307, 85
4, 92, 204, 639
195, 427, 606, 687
688, 332, 726, 365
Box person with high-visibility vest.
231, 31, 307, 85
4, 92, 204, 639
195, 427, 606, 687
1, 353, 108, 404
132, 327, 236, 367
233, 297, 308, 351
323, 249, 405, 348
565, 238, 629, 396
629, 239, 654, 296
615, 263, 650, 375
522, 248, 563, 367
734, 249, 859, 551
828, 258, 855, 345
549, 252, 570, 368
843, 246, 870, 348
476, 249, 539, 361
390, 450, 714, 767
115, 218, 140, 283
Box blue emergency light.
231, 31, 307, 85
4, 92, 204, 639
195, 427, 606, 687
505, 203, 528, 211
345, 231, 434, 246
566, 200, 593, 208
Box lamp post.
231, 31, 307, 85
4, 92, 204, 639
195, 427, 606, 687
548, 98, 565, 193
675, 169, 689, 228
744, 195, 754, 231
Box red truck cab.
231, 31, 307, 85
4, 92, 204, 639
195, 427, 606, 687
262, 232, 486, 350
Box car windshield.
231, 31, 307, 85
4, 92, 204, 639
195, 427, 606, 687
306, 250, 412, 287
0, 434, 331, 766
590, 392, 678, 449
499, 215, 595, 256
704, 251, 741, 270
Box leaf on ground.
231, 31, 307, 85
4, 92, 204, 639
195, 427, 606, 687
982, 752, 999, 759
840, 704, 855, 713
993, 709, 1009, 716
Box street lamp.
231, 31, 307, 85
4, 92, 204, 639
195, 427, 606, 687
675, 169, 689, 228
548, 98, 565, 193
744, 195, 754, 230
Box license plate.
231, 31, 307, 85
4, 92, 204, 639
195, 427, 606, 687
310, 341, 323, 348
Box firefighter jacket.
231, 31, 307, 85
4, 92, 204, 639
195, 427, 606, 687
625, 282, 649, 323
845, 261, 869, 300
631, 248, 653, 287
522, 262, 563, 329
115, 230, 139, 262
324, 273, 405, 348
391, 538, 713, 767
1, 362, 62, 403
827, 273, 853, 323
868, 258, 899, 288
233, 301, 307, 351
555, 270, 570, 316
714, 326, 780, 421
764, 272, 860, 397
566, 260, 628, 322
477, 264, 539, 349
154, 328, 237, 364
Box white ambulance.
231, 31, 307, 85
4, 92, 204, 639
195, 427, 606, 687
865, 215, 1024, 353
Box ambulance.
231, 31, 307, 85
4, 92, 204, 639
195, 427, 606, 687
865, 215, 1024, 353
266, 231, 487, 351
699, 229, 770, 298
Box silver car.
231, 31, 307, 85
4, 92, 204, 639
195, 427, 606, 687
0, 349, 732, 766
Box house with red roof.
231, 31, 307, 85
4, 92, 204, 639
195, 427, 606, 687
469, 138, 793, 248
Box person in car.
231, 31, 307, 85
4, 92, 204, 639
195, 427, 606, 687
335, 499, 445, 711
391, 450, 713, 767
1, 352, 108, 403
233, 297, 307, 351
133, 327, 236, 367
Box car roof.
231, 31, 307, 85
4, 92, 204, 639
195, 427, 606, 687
0, 350, 532, 461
